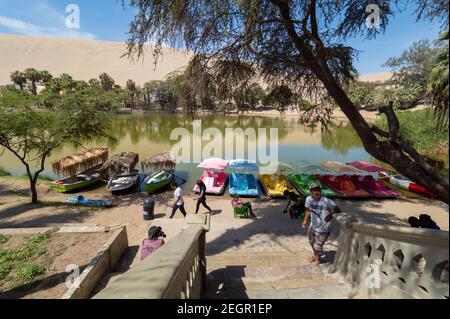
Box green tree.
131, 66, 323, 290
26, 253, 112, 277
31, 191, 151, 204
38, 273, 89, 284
39, 70, 53, 84
24, 68, 42, 95
0, 103, 113, 204
125, 79, 138, 107
427, 30, 449, 129
99, 73, 115, 91
123, 0, 449, 202
384, 39, 442, 94
10, 71, 27, 90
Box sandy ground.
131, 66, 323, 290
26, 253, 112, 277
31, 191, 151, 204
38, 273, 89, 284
0, 33, 390, 87
1, 178, 448, 270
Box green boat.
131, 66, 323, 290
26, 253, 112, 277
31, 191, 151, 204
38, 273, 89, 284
49, 164, 102, 193
143, 169, 174, 194
288, 173, 337, 197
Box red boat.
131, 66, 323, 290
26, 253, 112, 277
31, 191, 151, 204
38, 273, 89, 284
317, 175, 371, 198
350, 175, 401, 198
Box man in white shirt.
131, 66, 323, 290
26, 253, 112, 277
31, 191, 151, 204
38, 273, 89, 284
169, 181, 187, 218
302, 183, 341, 265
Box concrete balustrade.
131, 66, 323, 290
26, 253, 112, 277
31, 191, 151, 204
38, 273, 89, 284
333, 214, 449, 299
93, 214, 210, 299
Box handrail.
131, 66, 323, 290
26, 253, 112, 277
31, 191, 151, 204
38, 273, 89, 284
335, 214, 449, 247
333, 213, 449, 299
94, 214, 210, 299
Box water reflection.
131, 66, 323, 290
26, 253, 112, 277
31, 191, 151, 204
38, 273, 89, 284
1, 113, 371, 188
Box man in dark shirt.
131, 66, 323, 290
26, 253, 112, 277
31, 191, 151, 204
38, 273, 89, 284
194, 180, 212, 214
283, 190, 305, 220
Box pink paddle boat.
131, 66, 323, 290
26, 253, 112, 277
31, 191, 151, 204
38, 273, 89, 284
194, 158, 229, 195
350, 175, 401, 198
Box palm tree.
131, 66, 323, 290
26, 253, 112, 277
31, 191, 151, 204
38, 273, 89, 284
99, 73, 115, 91
427, 30, 449, 129
10, 71, 27, 90
39, 70, 53, 84
126, 79, 137, 108
24, 68, 42, 95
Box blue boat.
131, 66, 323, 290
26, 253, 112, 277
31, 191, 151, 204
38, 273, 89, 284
228, 160, 260, 197
66, 195, 115, 207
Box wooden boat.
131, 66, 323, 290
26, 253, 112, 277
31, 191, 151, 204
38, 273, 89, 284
66, 195, 115, 207
193, 171, 229, 195
317, 175, 371, 198
107, 172, 140, 195
379, 171, 436, 198
143, 169, 174, 194
350, 175, 401, 198
258, 174, 297, 198
288, 173, 337, 197
49, 164, 102, 193
229, 173, 259, 197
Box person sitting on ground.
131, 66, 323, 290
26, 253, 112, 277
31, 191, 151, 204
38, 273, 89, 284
408, 216, 421, 228
231, 194, 257, 218
283, 190, 305, 219
302, 183, 341, 265
140, 226, 167, 260
419, 214, 441, 230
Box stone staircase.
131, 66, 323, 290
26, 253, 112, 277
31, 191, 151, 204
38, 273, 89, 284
202, 251, 359, 299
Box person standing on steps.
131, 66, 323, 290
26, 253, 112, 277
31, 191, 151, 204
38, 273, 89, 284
170, 181, 187, 219
302, 183, 341, 265
194, 179, 212, 214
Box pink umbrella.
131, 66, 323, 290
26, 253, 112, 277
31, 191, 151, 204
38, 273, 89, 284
197, 158, 229, 171
347, 161, 388, 173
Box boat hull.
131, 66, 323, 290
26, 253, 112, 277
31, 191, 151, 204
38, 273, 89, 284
258, 174, 296, 198
229, 173, 259, 197
287, 174, 337, 197
379, 172, 436, 198
317, 175, 371, 198
144, 170, 174, 194
107, 174, 140, 195
49, 164, 103, 193
193, 171, 228, 195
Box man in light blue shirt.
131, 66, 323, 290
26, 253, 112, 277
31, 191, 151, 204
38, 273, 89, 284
302, 183, 341, 265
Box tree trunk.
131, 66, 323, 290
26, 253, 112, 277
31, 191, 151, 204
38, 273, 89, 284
30, 179, 38, 204
31, 81, 37, 95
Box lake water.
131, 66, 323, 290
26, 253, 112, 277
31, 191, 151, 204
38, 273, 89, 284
1, 112, 373, 191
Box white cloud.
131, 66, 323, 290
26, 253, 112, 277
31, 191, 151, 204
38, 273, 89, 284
0, 1, 96, 40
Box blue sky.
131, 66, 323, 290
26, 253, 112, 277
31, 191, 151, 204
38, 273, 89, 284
0, 0, 443, 75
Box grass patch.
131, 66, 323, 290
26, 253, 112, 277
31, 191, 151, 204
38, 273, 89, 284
0, 234, 9, 244
0, 231, 54, 289
377, 110, 449, 165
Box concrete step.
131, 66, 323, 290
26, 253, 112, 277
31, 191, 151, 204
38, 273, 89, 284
202, 283, 354, 299
205, 276, 338, 291
206, 264, 334, 281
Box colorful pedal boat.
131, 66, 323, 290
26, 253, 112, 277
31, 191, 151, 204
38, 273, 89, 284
144, 169, 174, 194
258, 174, 296, 198
193, 171, 229, 195
287, 173, 337, 197
317, 175, 371, 198
229, 173, 259, 197
379, 171, 436, 198
350, 175, 401, 198
49, 164, 102, 193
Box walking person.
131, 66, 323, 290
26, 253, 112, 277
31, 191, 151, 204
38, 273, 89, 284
194, 179, 212, 214
302, 183, 341, 265
170, 181, 187, 219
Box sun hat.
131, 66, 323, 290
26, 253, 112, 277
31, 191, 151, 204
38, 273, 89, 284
309, 183, 322, 191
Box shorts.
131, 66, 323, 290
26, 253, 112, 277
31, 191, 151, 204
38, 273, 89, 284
308, 228, 330, 254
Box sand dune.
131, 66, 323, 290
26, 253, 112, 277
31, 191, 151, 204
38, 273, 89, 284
0, 33, 193, 86
0, 33, 391, 86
